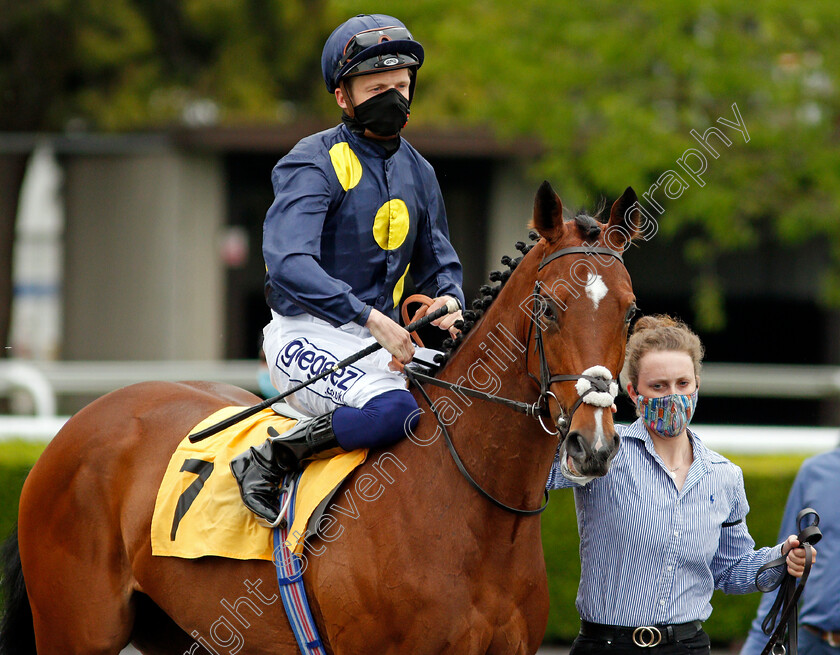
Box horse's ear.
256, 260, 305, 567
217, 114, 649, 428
606, 186, 640, 249
531, 180, 565, 242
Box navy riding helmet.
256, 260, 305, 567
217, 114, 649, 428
321, 14, 424, 98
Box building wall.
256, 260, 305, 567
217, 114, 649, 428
5, 129, 838, 426
63, 148, 226, 360
486, 161, 539, 274
0, 154, 27, 357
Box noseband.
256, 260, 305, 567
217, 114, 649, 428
405, 244, 626, 516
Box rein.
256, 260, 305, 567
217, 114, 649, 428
405, 366, 550, 516
755, 508, 822, 655
405, 244, 625, 516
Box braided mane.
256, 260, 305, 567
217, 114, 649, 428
433, 213, 604, 368
431, 232, 539, 368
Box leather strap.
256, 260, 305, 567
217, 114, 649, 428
756, 508, 822, 655
406, 368, 540, 417
405, 367, 549, 516
580, 620, 702, 646
538, 246, 623, 270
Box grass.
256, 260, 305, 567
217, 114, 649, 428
722, 452, 808, 476
0, 439, 48, 467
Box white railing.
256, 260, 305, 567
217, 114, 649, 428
693, 424, 839, 454
0, 359, 263, 441
1, 361, 839, 450
6, 360, 840, 400
20, 359, 263, 395
0, 415, 68, 441
0, 360, 58, 416
701, 363, 840, 399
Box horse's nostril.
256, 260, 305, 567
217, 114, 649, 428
565, 432, 585, 459
592, 433, 621, 467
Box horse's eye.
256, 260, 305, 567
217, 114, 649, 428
625, 303, 638, 323
538, 296, 558, 322
543, 303, 555, 321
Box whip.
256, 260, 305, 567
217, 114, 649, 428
189, 298, 460, 443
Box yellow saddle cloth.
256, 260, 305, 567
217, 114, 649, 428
151, 406, 366, 561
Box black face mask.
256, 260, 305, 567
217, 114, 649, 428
350, 88, 410, 137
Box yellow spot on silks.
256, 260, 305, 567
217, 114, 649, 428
393, 264, 410, 308
328, 142, 362, 191
372, 199, 409, 250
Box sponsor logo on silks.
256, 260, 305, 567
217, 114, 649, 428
278, 338, 363, 400
383, 57, 399, 66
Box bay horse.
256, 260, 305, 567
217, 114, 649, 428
2, 181, 640, 655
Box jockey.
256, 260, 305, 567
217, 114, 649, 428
231, 13, 465, 525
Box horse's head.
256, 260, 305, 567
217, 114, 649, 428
525, 181, 640, 482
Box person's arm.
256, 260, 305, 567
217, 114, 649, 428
264, 156, 415, 361
263, 157, 370, 327
711, 467, 787, 595
739, 471, 805, 655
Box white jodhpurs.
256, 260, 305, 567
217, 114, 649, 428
262, 311, 412, 417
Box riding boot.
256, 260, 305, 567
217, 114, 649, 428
230, 412, 344, 525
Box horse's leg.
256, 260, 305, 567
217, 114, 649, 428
131, 551, 299, 655
19, 381, 293, 654
19, 516, 134, 653
19, 424, 137, 654
128, 593, 200, 654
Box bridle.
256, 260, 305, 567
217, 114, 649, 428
527, 246, 627, 437
405, 244, 630, 515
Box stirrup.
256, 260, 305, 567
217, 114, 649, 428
259, 474, 296, 529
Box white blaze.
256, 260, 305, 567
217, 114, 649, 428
585, 273, 608, 310
593, 407, 606, 451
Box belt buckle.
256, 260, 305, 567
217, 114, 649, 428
632, 626, 663, 648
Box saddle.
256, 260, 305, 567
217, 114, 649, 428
150, 405, 365, 561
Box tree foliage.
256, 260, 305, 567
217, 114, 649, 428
0, 0, 332, 130
2, 0, 839, 329
379, 0, 840, 329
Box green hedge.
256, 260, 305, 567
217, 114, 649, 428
0, 440, 48, 544
542, 453, 804, 646
0, 443, 802, 647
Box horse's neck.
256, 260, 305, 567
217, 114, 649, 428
418, 302, 558, 512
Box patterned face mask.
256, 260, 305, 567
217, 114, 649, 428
635, 389, 699, 438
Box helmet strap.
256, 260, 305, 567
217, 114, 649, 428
339, 80, 357, 118
408, 68, 417, 103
